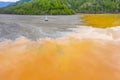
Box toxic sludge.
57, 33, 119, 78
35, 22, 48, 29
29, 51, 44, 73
0, 26, 120, 80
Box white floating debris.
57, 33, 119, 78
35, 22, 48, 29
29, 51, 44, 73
45, 16, 48, 21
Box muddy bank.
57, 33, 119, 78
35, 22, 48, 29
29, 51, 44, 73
0, 14, 80, 41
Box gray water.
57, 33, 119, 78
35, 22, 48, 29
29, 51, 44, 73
0, 14, 80, 41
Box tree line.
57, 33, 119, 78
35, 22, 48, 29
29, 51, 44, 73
1, 0, 120, 15
66, 0, 120, 13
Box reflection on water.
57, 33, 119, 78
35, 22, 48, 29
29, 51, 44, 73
0, 26, 120, 80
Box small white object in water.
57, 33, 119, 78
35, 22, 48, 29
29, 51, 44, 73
45, 16, 48, 21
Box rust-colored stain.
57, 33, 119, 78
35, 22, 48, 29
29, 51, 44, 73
0, 37, 120, 80
80, 14, 120, 28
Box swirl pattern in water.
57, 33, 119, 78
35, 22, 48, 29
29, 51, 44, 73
0, 26, 120, 80
0, 14, 120, 80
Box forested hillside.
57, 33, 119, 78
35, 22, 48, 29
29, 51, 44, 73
5, 0, 74, 15
66, 0, 120, 13
1, 0, 120, 15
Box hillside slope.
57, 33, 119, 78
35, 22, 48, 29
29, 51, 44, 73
6, 0, 74, 15
2, 0, 120, 15
9, 0, 31, 6
0, 2, 13, 8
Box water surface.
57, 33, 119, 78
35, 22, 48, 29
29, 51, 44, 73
0, 14, 80, 41
0, 14, 120, 80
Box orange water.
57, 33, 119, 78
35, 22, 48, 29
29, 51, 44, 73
0, 37, 120, 80
1, 14, 120, 80
80, 14, 120, 28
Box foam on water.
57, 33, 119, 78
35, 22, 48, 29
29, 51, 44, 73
0, 26, 120, 80
68, 26, 120, 40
